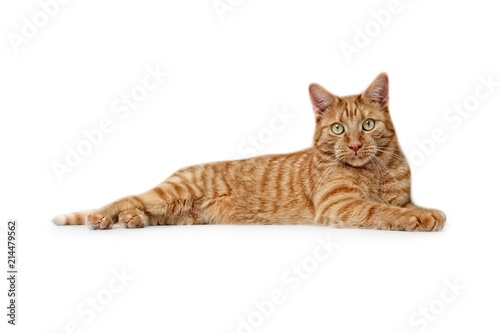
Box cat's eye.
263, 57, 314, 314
362, 118, 375, 131
331, 123, 345, 135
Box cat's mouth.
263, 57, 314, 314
343, 153, 371, 167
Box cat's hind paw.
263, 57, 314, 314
86, 213, 114, 230
118, 209, 149, 229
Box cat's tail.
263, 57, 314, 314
52, 210, 94, 226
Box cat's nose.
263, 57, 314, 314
348, 143, 362, 153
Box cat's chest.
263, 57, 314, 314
344, 167, 386, 199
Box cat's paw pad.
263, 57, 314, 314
408, 209, 446, 231
86, 213, 114, 230
118, 209, 149, 229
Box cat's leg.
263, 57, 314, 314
403, 202, 446, 228
87, 174, 204, 229
379, 171, 446, 230
315, 199, 445, 231
198, 196, 242, 224
326, 163, 446, 231
86, 195, 150, 230
314, 189, 446, 231
117, 209, 150, 229
87, 161, 240, 229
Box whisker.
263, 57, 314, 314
372, 155, 408, 190
375, 148, 407, 163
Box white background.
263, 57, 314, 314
1, 0, 499, 332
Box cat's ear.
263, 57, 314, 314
309, 83, 338, 117
362, 72, 389, 109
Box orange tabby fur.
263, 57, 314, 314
53, 73, 445, 231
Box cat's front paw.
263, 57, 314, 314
407, 209, 446, 231
86, 213, 114, 230
118, 209, 149, 228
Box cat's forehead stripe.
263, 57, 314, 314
339, 98, 363, 120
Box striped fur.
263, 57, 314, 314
53, 73, 445, 231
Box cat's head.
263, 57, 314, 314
310, 73, 397, 167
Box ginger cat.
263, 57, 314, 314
53, 73, 445, 231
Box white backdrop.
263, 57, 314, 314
1, 0, 499, 332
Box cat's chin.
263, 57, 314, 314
343, 155, 371, 167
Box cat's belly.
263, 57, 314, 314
204, 190, 315, 225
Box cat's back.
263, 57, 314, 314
197, 149, 313, 191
